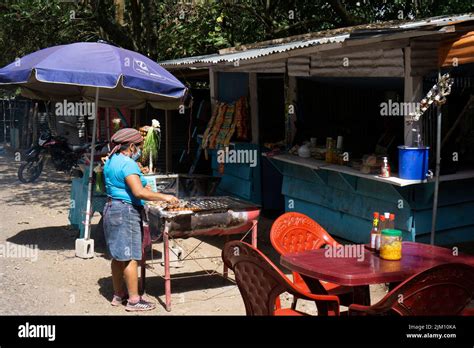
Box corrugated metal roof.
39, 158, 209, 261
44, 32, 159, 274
159, 13, 474, 67
160, 34, 349, 66
398, 13, 474, 29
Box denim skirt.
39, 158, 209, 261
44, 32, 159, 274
103, 199, 143, 261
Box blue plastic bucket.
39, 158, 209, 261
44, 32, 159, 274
398, 146, 430, 180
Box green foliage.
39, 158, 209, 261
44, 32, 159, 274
0, 0, 98, 67
142, 127, 160, 169
0, 0, 472, 68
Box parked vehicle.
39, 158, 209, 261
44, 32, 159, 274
18, 129, 106, 183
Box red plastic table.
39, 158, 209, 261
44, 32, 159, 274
280, 242, 474, 305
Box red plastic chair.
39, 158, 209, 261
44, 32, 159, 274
222, 240, 340, 316
270, 212, 359, 308
349, 263, 474, 316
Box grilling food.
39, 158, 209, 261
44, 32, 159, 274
147, 198, 229, 212
147, 199, 191, 211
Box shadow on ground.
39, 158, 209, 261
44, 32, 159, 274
185, 215, 283, 267
97, 271, 235, 310
6, 223, 106, 252
0, 153, 73, 210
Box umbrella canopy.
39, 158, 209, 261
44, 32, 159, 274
0, 42, 187, 109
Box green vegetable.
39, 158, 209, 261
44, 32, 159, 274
142, 126, 161, 171
94, 165, 105, 194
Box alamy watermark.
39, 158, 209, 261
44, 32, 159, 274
18, 322, 55, 341
55, 100, 95, 119
0, 242, 38, 262
380, 100, 421, 117
216, 147, 258, 168
324, 243, 365, 262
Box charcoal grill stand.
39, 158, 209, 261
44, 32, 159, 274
140, 202, 259, 312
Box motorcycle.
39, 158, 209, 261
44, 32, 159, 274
18, 129, 106, 183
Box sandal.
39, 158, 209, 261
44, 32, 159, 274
125, 298, 156, 312
111, 293, 128, 306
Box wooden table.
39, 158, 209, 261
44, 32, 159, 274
281, 242, 474, 305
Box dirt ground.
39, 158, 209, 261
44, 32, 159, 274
0, 151, 388, 315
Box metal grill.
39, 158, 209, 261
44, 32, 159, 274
146, 196, 259, 218
184, 198, 228, 211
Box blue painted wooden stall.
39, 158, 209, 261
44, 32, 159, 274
208, 72, 262, 204
269, 159, 474, 244
209, 143, 261, 204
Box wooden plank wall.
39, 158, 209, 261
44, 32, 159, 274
218, 47, 407, 77
274, 159, 474, 245
410, 36, 441, 76
310, 48, 405, 77
269, 159, 411, 242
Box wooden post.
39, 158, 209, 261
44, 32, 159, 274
288, 75, 297, 146
32, 102, 38, 145
248, 72, 259, 144
165, 110, 171, 173
209, 67, 219, 114
403, 46, 423, 146
105, 107, 110, 140
133, 109, 138, 128
283, 61, 297, 147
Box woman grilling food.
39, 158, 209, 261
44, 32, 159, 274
103, 128, 178, 311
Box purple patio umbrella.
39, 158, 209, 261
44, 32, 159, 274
0, 41, 187, 108
0, 42, 188, 257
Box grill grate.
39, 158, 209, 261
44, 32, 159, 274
147, 196, 259, 215
185, 198, 228, 211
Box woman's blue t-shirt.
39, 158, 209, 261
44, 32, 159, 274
104, 153, 147, 206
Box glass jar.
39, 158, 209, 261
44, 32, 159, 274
380, 229, 402, 260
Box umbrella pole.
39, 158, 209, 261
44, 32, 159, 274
430, 72, 442, 245
76, 89, 99, 258
84, 88, 99, 241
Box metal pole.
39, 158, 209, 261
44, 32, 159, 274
2, 99, 6, 146
8, 99, 12, 144
165, 110, 171, 173
430, 72, 442, 245
84, 88, 99, 240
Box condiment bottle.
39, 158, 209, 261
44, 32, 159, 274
380, 157, 391, 178
389, 213, 395, 229
369, 212, 380, 251
376, 215, 386, 251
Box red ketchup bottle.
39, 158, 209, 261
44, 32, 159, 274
370, 212, 380, 251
